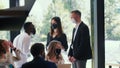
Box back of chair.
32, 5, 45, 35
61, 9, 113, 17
57, 64, 71, 68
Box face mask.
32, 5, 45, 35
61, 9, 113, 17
30, 33, 34, 38
31, 28, 36, 35
71, 18, 76, 23
55, 49, 61, 56
30, 28, 36, 37
51, 23, 58, 29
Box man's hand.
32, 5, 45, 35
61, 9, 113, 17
9, 41, 15, 49
68, 56, 76, 63
68, 56, 72, 62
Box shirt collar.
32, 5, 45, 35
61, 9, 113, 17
22, 31, 29, 36
75, 21, 82, 28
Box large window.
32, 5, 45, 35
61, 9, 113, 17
0, 0, 10, 40
0, 0, 9, 9
19, 0, 25, 6
0, 31, 10, 40
26, 0, 92, 68
26, 0, 91, 45
105, 0, 120, 68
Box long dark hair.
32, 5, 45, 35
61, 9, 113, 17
50, 16, 63, 37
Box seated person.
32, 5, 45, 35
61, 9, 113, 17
0, 39, 20, 68
0, 42, 7, 68
47, 40, 64, 64
22, 43, 57, 68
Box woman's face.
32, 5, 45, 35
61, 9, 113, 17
51, 19, 58, 30
51, 19, 57, 24
56, 43, 62, 49
2, 41, 10, 50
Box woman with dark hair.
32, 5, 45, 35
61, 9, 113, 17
46, 16, 68, 51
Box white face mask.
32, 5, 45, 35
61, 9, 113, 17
71, 18, 76, 23
30, 33, 34, 38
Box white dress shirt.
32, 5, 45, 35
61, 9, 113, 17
73, 22, 82, 41
13, 32, 31, 68
71, 22, 81, 49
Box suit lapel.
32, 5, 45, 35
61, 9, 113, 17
73, 22, 83, 43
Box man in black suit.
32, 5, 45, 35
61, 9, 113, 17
22, 43, 57, 68
68, 10, 92, 68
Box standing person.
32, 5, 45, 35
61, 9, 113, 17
68, 10, 92, 68
22, 43, 57, 68
13, 22, 36, 68
46, 16, 68, 51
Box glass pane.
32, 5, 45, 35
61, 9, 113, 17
0, 0, 9, 9
105, 0, 120, 68
0, 0, 10, 40
0, 31, 10, 40
19, 0, 25, 6
26, 0, 92, 68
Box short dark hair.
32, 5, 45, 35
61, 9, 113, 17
71, 10, 81, 17
23, 22, 32, 30
30, 43, 44, 57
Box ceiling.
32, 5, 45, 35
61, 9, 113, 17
0, 0, 35, 30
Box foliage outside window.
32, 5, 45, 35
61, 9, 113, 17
105, 0, 120, 68
26, 0, 91, 43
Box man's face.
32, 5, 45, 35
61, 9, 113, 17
71, 13, 77, 20
29, 24, 36, 35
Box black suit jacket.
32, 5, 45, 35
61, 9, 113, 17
68, 22, 92, 60
22, 57, 57, 68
